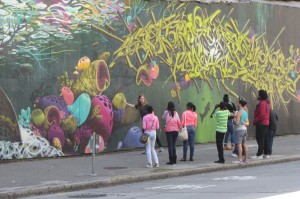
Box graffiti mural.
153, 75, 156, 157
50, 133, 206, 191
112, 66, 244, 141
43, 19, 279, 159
0, 0, 300, 159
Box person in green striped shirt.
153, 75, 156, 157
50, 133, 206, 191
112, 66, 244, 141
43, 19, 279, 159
211, 102, 231, 164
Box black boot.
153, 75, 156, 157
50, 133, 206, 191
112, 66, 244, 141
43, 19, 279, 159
166, 156, 173, 165
174, 155, 177, 164
189, 156, 194, 161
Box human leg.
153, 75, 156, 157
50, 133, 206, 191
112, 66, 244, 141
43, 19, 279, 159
173, 132, 178, 164
224, 131, 230, 149
150, 131, 159, 166
166, 133, 173, 164
227, 119, 235, 146
255, 124, 265, 157
187, 126, 195, 161
216, 131, 225, 163
181, 139, 188, 161
263, 126, 270, 156
235, 130, 243, 160
145, 133, 152, 166
243, 143, 248, 162
268, 129, 276, 155
166, 132, 175, 164
156, 135, 164, 153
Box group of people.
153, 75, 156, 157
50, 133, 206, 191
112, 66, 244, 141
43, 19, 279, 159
211, 90, 278, 164
126, 89, 278, 168
126, 95, 197, 168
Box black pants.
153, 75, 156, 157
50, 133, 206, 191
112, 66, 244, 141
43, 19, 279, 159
256, 124, 270, 156
156, 135, 163, 147
216, 131, 225, 162
166, 131, 178, 158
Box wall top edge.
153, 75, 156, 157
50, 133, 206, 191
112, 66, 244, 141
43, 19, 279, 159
170, 0, 300, 8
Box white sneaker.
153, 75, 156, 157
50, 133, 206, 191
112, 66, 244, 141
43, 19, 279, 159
232, 160, 243, 164
159, 147, 164, 153
264, 155, 270, 159
153, 163, 159, 168
230, 153, 238, 157
251, 155, 263, 159
145, 163, 152, 168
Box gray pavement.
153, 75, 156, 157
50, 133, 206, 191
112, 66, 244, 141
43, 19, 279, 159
0, 134, 300, 199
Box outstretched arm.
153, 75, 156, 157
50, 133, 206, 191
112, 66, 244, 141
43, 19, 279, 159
210, 104, 219, 118
124, 98, 135, 108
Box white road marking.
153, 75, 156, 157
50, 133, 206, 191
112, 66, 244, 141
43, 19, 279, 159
259, 190, 300, 199
213, 176, 257, 181
146, 184, 216, 190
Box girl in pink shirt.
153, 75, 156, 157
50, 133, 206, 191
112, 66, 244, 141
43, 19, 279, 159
142, 106, 160, 168
180, 102, 198, 161
162, 101, 182, 165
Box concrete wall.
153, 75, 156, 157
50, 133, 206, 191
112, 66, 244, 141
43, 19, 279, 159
0, 0, 299, 159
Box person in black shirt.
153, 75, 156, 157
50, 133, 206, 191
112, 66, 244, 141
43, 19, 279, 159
210, 94, 237, 156
126, 95, 164, 153
268, 109, 278, 155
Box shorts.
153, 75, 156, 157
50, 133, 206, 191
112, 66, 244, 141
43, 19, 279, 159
235, 129, 247, 144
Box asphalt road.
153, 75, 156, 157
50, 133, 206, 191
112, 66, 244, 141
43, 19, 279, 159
22, 160, 300, 199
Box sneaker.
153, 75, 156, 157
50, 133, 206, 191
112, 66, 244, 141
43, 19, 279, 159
141, 151, 146, 154
153, 163, 159, 168
232, 160, 243, 164
159, 147, 164, 153
264, 155, 270, 159
145, 163, 152, 168
251, 155, 263, 159
230, 153, 238, 157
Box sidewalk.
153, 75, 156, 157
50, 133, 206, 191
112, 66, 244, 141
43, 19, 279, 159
1, 134, 300, 199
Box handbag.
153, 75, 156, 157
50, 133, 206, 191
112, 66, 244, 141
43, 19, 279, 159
178, 113, 188, 141
139, 120, 154, 144
139, 133, 149, 144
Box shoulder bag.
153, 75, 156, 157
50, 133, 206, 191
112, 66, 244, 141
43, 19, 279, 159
178, 113, 188, 141
139, 120, 154, 144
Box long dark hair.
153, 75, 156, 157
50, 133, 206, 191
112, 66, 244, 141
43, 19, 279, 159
167, 101, 175, 117
136, 95, 148, 108
187, 102, 196, 111
258, 90, 268, 100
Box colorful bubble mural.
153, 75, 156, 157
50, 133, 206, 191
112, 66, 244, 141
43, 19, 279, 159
0, 0, 300, 160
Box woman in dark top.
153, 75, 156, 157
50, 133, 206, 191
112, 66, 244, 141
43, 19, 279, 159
126, 95, 164, 153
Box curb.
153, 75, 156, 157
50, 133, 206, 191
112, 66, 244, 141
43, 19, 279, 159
2, 155, 300, 199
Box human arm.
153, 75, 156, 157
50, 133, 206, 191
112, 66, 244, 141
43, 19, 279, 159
210, 104, 220, 118
194, 113, 198, 128
233, 111, 241, 125
124, 98, 135, 108
162, 110, 168, 120
243, 119, 249, 126
142, 116, 146, 130
155, 116, 160, 130
253, 102, 265, 125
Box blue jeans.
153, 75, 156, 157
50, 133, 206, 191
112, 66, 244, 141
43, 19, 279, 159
166, 131, 178, 158
145, 130, 159, 165
268, 129, 276, 155
224, 119, 235, 146
183, 125, 195, 158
